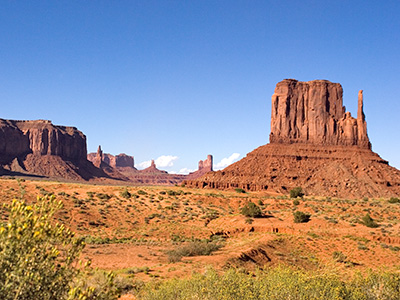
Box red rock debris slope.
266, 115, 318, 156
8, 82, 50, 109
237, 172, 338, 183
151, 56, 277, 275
185, 79, 400, 198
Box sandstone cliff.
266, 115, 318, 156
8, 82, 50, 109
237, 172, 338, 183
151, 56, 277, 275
186, 155, 213, 180
87, 149, 186, 185
0, 119, 106, 180
270, 79, 371, 149
184, 79, 400, 198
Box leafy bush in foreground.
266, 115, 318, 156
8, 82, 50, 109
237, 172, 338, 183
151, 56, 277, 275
0, 196, 119, 300
136, 267, 400, 300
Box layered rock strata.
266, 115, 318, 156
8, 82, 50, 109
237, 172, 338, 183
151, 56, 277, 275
184, 79, 400, 198
186, 155, 213, 180
0, 119, 105, 180
269, 79, 370, 148
88, 149, 186, 185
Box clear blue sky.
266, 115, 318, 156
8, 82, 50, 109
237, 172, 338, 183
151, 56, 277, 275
1, 1, 399, 173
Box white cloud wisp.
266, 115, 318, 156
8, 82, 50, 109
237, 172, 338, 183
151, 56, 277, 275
214, 153, 240, 170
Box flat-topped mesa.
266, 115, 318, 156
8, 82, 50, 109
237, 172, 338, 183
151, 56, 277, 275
0, 119, 87, 164
269, 79, 371, 149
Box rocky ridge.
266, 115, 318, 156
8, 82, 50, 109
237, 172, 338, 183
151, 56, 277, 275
0, 119, 105, 180
184, 79, 400, 198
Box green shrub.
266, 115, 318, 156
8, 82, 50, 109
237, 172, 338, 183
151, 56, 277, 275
96, 193, 112, 200
332, 251, 347, 263
136, 267, 400, 300
293, 211, 311, 223
120, 189, 131, 199
235, 188, 246, 193
240, 202, 263, 218
0, 197, 119, 299
290, 187, 304, 198
293, 199, 300, 206
388, 197, 400, 204
137, 190, 147, 195
362, 213, 379, 228
167, 241, 223, 263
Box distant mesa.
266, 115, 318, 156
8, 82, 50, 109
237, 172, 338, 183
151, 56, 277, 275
87, 147, 191, 185
186, 155, 213, 180
0, 118, 214, 185
0, 119, 106, 180
185, 79, 400, 198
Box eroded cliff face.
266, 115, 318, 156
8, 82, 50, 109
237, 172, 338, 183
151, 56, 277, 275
269, 79, 370, 149
184, 79, 400, 198
0, 119, 109, 180
0, 119, 87, 164
186, 155, 213, 180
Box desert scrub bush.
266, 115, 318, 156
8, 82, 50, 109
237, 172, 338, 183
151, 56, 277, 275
388, 197, 400, 204
137, 190, 147, 195
290, 187, 304, 198
293, 199, 300, 206
96, 193, 112, 200
240, 202, 263, 218
120, 188, 131, 199
293, 211, 311, 223
0, 196, 120, 300
235, 188, 246, 193
167, 240, 223, 262
136, 266, 400, 300
361, 213, 379, 228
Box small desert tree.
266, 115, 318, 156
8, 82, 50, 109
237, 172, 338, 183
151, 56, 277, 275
240, 202, 263, 218
290, 187, 304, 198
0, 196, 118, 300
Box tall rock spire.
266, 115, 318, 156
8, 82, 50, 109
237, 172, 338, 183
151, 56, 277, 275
357, 90, 371, 149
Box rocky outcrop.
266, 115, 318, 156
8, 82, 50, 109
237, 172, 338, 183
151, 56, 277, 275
186, 155, 213, 180
0, 119, 107, 180
269, 79, 370, 149
0, 119, 87, 164
185, 79, 400, 198
87, 149, 186, 185
88, 147, 135, 170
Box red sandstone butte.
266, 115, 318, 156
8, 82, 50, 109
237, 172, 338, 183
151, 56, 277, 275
0, 119, 106, 180
184, 79, 400, 198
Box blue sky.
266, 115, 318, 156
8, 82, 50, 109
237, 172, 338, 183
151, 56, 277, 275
1, 1, 399, 173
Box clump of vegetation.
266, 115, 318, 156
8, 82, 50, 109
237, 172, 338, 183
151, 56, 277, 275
293, 199, 300, 206
120, 188, 131, 199
240, 202, 263, 218
388, 197, 400, 204
136, 267, 400, 299
167, 240, 223, 263
290, 187, 304, 198
293, 211, 311, 223
361, 213, 379, 228
0, 196, 119, 299
235, 188, 246, 194
96, 193, 112, 200
332, 251, 347, 263
137, 190, 147, 195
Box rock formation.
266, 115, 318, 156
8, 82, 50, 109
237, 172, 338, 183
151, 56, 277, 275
87, 149, 186, 185
184, 79, 400, 198
88, 147, 136, 170
186, 155, 213, 180
269, 79, 370, 148
0, 119, 107, 180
